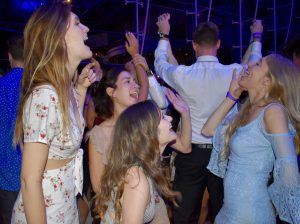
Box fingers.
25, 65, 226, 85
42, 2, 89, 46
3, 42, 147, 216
87, 70, 97, 84
157, 13, 170, 22
166, 88, 178, 103
232, 68, 237, 80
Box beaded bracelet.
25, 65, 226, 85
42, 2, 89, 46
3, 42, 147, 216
226, 91, 238, 103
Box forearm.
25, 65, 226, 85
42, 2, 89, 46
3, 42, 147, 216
172, 110, 191, 153
22, 180, 47, 223
167, 41, 178, 65
178, 111, 192, 153
135, 65, 149, 101
202, 98, 236, 137
76, 85, 88, 112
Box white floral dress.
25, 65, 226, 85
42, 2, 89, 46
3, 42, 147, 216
12, 85, 85, 224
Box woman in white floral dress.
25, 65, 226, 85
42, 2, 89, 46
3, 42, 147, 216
12, 2, 97, 223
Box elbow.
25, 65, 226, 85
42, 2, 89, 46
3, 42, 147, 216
185, 145, 192, 153
21, 174, 42, 193
201, 127, 214, 137
181, 144, 192, 154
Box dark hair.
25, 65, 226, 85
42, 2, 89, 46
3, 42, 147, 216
95, 100, 179, 222
193, 21, 219, 47
91, 66, 125, 119
7, 36, 24, 61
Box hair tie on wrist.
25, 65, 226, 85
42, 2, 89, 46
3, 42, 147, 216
252, 32, 262, 39
226, 91, 238, 103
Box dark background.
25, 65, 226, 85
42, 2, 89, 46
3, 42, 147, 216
0, 0, 299, 72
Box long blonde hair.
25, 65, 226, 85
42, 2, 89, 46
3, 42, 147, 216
94, 100, 179, 223
14, 2, 73, 146
224, 54, 300, 158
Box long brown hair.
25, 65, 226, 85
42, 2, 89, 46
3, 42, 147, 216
94, 100, 179, 223
224, 54, 300, 158
14, 2, 73, 146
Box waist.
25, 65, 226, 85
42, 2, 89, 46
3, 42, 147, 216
45, 158, 73, 170
192, 143, 213, 149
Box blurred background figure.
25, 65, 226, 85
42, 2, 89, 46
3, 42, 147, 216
0, 35, 24, 224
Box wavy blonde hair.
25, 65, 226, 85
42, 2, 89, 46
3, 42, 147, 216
224, 54, 300, 158
94, 100, 179, 223
14, 2, 73, 146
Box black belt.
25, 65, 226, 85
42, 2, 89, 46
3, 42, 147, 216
192, 143, 213, 149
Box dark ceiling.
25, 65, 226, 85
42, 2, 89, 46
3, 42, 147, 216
0, 0, 299, 70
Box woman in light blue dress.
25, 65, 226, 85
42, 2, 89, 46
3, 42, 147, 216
202, 54, 300, 224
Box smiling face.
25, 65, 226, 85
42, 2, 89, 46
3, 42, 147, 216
65, 12, 92, 64
238, 57, 270, 92
158, 114, 177, 153
110, 71, 140, 110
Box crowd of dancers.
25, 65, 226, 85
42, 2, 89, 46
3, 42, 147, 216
0, 1, 300, 224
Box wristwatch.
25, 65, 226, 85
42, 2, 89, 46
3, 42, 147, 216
146, 70, 154, 77
157, 32, 169, 39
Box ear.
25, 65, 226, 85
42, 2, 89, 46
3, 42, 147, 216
216, 40, 221, 50
192, 41, 198, 51
8, 52, 13, 66
106, 87, 114, 97
263, 76, 272, 89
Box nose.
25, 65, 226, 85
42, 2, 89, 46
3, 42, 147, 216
82, 24, 89, 33
133, 80, 140, 90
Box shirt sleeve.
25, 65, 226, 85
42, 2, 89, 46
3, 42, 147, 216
154, 40, 185, 92
247, 41, 262, 64
148, 76, 168, 109
23, 88, 60, 145
266, 132, 300, 224
207, 105, 238, 178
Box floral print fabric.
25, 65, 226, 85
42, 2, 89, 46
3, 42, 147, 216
12, 154, 82, 223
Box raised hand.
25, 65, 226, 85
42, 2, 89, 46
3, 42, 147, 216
229, 68, 244, 99
77, 62, 98, 89
156, 13, 170, 35
250, 20, 263, 34
125, 32, 139, 57
91, 58, 103, 81
166, 88, 189, 114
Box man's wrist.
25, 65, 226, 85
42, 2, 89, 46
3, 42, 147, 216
158, 31, 169, 39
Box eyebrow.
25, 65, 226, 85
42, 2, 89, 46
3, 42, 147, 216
121, 76, 131, 81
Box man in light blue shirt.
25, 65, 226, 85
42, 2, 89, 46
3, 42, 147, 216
155, 13, 263, 223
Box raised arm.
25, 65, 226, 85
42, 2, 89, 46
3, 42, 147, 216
166, 89, 192, 153
242, 20, 263, 65
202, 69, 243, 136
125, 32, 149, 101
76, 60, 99, 112
154, 13, 181, 89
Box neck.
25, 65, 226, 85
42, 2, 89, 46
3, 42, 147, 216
111, 103, 127, 121
248, 91, 268, 107
68, 60, 80, 81
10, 60, 24, 69
196, 48, 217, 58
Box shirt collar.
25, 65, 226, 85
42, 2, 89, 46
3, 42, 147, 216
196, 55, 219, 63
10, 67, 24, 72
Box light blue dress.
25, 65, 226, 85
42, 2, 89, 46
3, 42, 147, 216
208, 104, 300, 224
